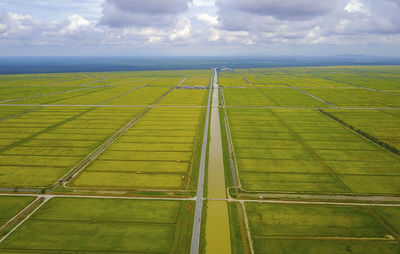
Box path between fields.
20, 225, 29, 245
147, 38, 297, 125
190, 69, 214, 254
1, 192, 399, 206
0, 104, 207, 107
0, 196, 50, 244
58, 78, 187, 187
0, 84, 110, 103
2, 104, 400, 111
223, 106, 400, 110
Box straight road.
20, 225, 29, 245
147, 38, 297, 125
0, 104, 207, 107
190, 69, 214, 254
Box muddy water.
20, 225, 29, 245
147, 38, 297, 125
207, 87, 227, 199
205, 72, 231, 254
205, 201, 231, 254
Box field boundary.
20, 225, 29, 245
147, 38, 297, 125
61, 79, 186, 189
0, 85, 110, 103
0, 196, 50, 244
190, 69, 213, 254
220, 87, 241, 189
319, 110, 400, 157
285, 84, 338, 107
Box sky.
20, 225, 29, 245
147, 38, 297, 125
0, 0, 399, 56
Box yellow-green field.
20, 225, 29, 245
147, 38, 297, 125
1, 66, 400, 253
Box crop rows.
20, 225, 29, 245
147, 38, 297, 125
326, 110, 400, 150
303, 88, 400, 108
0, 197, 194, 253
226, 108, 400, 195
224, 87, 328, 107
246, 202, 400, 254
71, 107, 206, 190
0, 106, 147, 188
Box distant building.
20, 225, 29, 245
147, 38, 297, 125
220, 67, 233, 72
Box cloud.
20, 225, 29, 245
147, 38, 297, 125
0, 11, 43, 41
1, 0, 400, 56
192, 0, 215, 8
344, 0, 369, 14
0, 11, 99, 45
169, 17, 191, 41
213, 0, 400, 47
62, 15, 90, 32
196, 13, 218, 25
100, 0, 192, 27
216, 0, 337, 20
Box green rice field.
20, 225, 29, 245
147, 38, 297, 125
245, 202, 400, 254
0, 66, 399, 253
0, 197, 194, 253
0, 196, 36, 230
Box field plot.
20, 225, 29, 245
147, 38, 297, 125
237, 66, 400, 90
0, 196, 36, 230
325, 110, 400, 150
219, 71, 251, 87
225, 108, 400, 195
158, 89, 208, 106
0, 70, 205, 190
223, 87, 327, 107
307, 66, 400, 90
70, 107, 206, 190
0, 197, 194, 253
245, 202, 400, 254
302, 88, 400, 108
233, 68, 353, 88
0, 106, 38, 121
0, 106, 146, 188
0, 74, 104, 102
179, 70, 211, 87
105, 86, 171, 105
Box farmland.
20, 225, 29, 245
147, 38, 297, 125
220, 66, 400, 253
245, 202, 400, 254
0, 197, 194, 253
0, 66, 399, 253
0, 196, 36, 230
0, 69, 209, 253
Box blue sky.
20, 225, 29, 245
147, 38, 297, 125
0, 0, 399, 56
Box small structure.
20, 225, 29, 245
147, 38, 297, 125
220, 67, 233, 72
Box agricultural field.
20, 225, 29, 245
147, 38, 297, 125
70, 107, 206, 190
225, 108, 400, 195
222, 67, 400, 196
1, 66, 400, 254
0, 197, 194, 253
0, 70, 210, 190
325, 110, 400, 150
245, 202, 400, 254
220, 66, 400, 253
223, 87, 328, 107
0, 196, 36, 230
0, 69, 209, 253
0, 106, 146, 187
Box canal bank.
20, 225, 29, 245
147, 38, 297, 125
205, 69, 232, 254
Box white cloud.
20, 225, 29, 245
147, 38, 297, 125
0, 0, 400, 56
64, 15, 90, 32
148, 36, 161, 43
196, 13, 218, 25
209, 29, 220, 41
193, 0, 216, 7
344, 0, 369, 14
0, 23, 6, 32
169, 17, 191, 41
